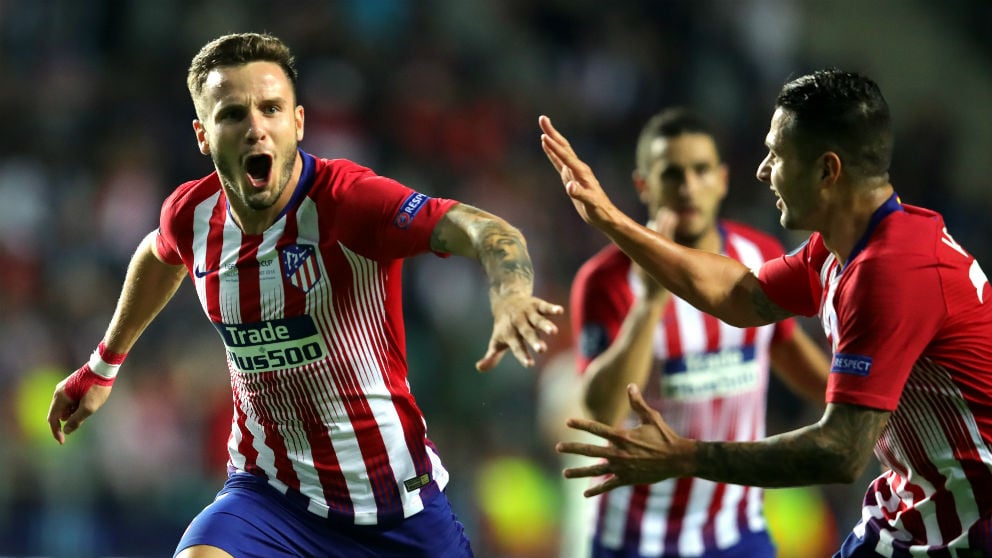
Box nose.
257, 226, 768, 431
246, 110, 266, 142
755, 154, 771, 183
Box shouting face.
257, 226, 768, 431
192, 61, 305, 231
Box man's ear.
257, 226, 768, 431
193, 119, 210, 155
820, 151, 842, 183
295, 105, 305, 142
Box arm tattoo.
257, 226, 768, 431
478, 223, 534, 290
694, 404, 889, 487
433, 204, 535, 295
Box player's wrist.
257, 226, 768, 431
88, 340, 127, 379
64, 341, 127, 401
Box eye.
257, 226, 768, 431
693, 163, 713, 176
218, 107, 247, 121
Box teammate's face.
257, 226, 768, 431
756, 108, 822, 230
637, 132, 727, 245
192, 61, 304, 219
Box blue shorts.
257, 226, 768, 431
175, 473, 474, 558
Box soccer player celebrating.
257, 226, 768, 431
570, 107, 830, 557
46, 32, 562, 558
544, 70, 992, 557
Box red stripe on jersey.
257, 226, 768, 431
735, 401, 759, 542
236, 236, 263, 321
662, 478, 695, 553
663, 303, 680, 358
701, 397, 730, 549
624, 484, 652, 553
703, 313, 721, 352
277, 214, 307, 316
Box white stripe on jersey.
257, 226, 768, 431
638, 485, 672, 556
191, 191, 221, 312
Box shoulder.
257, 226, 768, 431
309, 156, 379, 193
161, 173, 222, 222
856, 204, 944, 267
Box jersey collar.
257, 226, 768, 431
841, 192, 903, 272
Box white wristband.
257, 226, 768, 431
88, 348, 121, 379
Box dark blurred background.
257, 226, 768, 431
2, 1, 990, 557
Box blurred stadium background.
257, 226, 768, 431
1, 1, 990, 557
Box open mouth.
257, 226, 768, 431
245, 154, 273, 188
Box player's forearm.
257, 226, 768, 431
433, 204, 536, 302
602, 217, 771, 327
691, 404, 883, 487
102, 232, 187, 354
475, 220, 535, 303
584, 297, 667, 425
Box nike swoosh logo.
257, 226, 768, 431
194, 265, 219, 278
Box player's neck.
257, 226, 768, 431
821, 183, 894, 265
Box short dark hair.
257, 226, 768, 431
635, 107, 718, 173
775, 69, 893, 179
187, 33, 299, 114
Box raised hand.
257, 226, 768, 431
554, 383, 695, 497
539, 115, 620, 230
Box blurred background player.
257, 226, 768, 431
46, 32, 562, 558
569, 107, 831, 557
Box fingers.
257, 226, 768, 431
47, 390, 73, 445
584, 476, 625, 498
47, 406, 66, 445
564, 416, 622, 441
475, 345, 506, 372
555, 440, 616, 459
62, 405, 93, 437
627, 383, 657, 425
562, 461, 611, 479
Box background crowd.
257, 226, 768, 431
1, 1, 990, 557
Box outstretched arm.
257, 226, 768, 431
431, 203, 563, 371
47, 230, 187, 443
556, 384, 887, 497
540, 115, 791, 327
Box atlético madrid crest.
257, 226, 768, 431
280, 244, 322, 293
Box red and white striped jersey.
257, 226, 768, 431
572, 221, 796, 557
155, 151, 458, 525
759, 195, 992, 556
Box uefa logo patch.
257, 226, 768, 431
281, 244, 321, 293
394, 192, 429, 229
831, 353, 872, 376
